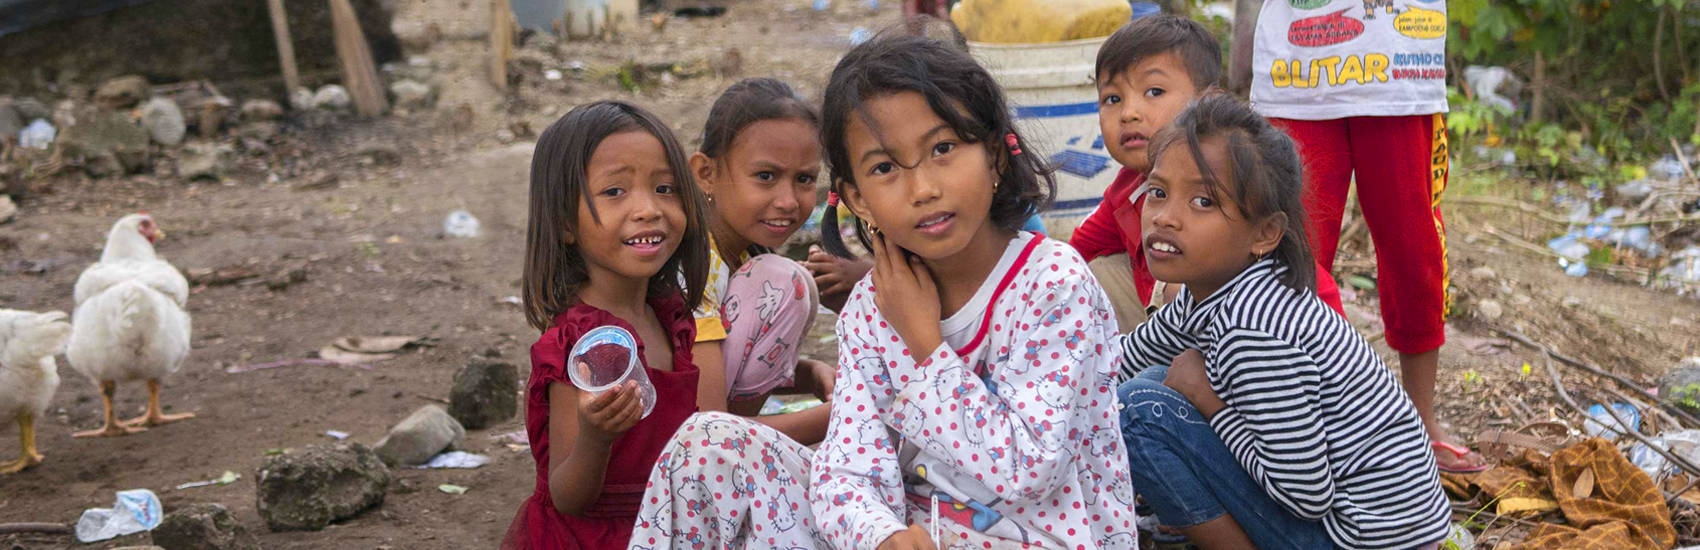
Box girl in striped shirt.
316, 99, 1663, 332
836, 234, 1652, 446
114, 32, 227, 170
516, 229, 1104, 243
1114, 94, 1450, 550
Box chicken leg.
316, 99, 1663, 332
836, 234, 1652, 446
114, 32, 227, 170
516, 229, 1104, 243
121, 379, 194, 427
0, 414, 45, 474
74, 380, 146, 438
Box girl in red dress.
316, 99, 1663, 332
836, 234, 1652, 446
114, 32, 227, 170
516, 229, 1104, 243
502, 100, 711, 550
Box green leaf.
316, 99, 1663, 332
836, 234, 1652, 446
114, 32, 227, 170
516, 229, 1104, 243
1346, 275, 1377, 291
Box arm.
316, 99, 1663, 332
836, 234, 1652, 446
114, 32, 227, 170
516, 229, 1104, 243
1068, 200, 1126, 262
692, 340, 730, 413
545, 381, 643, 516
1205, 327, 1335, 520
1114, 293, 1194, 381
1228, 0, 1262, 96
810, 336, 908, 550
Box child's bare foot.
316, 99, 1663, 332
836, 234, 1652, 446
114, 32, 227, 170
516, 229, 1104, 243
1431, 438, 1491, 473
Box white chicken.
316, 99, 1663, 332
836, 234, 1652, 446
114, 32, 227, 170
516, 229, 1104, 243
0, 309, 71, 474
66, 213, 195, 437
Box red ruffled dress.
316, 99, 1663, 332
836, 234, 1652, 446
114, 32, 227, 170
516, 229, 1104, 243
501, 294, 700, 549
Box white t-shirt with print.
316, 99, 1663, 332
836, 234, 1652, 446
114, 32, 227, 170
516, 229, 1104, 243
1250, 0, 1448, 120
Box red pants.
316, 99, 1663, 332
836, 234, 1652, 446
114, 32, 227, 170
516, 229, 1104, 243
1272, 115, 1450, 354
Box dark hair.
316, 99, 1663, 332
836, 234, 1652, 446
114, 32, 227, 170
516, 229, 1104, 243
699, 78, 820, 159
1147, 93, 1314, 291
1095, 14, 1221, 90
522, 100, 710, 331
816, 35, 1055, 258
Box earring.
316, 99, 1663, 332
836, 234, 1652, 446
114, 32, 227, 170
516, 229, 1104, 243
866, 221, 880, 235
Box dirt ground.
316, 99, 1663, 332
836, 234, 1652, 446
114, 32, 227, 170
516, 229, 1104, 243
2, 0, 1698, 548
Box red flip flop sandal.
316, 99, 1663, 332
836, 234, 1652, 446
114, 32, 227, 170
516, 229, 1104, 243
1432, 440, 1492, 473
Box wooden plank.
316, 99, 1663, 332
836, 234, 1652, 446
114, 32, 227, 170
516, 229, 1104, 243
328, 0, 388, 117
490, 0, 514, 88
266, 0, 301, 95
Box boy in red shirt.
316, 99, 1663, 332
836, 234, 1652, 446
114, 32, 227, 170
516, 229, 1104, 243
1073, 14, 1344, 333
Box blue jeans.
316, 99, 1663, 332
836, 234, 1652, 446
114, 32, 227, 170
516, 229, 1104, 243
1118, 367, 1336, 550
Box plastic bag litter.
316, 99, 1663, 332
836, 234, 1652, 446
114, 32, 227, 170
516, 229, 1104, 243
419, 451, 491, 469
444, 210, 481, 238
75, 489, 162, 543
1462, 66, 1522, 113
18, 119, 54, 149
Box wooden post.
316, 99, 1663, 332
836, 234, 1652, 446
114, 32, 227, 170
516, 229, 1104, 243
328, 0, 388, 117
267, 0, 301, 95
491, 0, 514, 89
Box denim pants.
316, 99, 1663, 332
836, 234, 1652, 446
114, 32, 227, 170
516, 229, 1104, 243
1117, 367, 1336, 550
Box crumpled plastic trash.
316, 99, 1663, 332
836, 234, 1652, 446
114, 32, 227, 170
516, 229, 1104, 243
419, 451, 491, 469
444, 210, 480, 238
1548, 233, 1591, 277
18, 119, 54, 150
1463, 66, 1522, 113
1584, 402, 1640, 437
1652, 155, 1688, 181
75, 489, 162, 543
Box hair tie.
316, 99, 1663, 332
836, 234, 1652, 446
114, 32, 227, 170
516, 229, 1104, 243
826, 191, 840, 207
1005, 133, 1022, 156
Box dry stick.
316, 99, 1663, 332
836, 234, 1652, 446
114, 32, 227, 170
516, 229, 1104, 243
1604, 386, 1686, 434
267, 0, 301, 95
1497, 327, 1700, 429
0, 522, 71, 535
328, 0, 388, 117
1674, 136, 1700, 187
1538, 352, 1700, 479
1449, 503, 1545, 530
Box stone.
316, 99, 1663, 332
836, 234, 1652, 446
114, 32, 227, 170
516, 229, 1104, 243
388, 79, 434, 109
151, 503, 261, 550
95, 75, 151, 109
179, 143, 235, 181
1475, 299, 1503, 321
289, 88, 316, 111
140, 97, 187, 146
1561, 296, 1584, 308
448, 361, 519, 430
1659, 358, 1700, 414
374, 405, 464, 466
495, 128, 515, 144
256, 443, 390, 532
0, 98, 21, 140
194, 96, 235, 138
355, 143, 401, 166
61, 110, 150, 175
0, 195, 15, 224
13, 97, 50, 121
238, 122, 280, 142
1468, 266, 1496, 282
240, 99, 284, 121
312, 85, 352, 110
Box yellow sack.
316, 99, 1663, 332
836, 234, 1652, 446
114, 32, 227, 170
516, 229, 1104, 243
950, 0, 1131, 44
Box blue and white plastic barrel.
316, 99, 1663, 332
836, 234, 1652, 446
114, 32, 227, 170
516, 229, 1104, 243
970, 36, 1117, 240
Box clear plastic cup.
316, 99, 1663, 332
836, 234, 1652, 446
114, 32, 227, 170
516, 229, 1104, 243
567, 326, 656, 419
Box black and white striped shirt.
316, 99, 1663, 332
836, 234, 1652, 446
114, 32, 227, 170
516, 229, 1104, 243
1116, 259, 1450, 549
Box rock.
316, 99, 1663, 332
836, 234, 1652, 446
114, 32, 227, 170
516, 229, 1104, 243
13, 97, 50, 121
140, 97, 187, 146
240, 99, 284, 121
388, 79, 434, 109
95, 75, 150, 109
152, 503, 261, 550
256, 443, 390, 532
0, 98, 21, 140
312, 85, 351, 110
289, 88, 316, 111
1561, 296, 1584, 308
495, 128, 515, 144
265, 267, 308, 291
238, 122, 280, 142
374, 405, 464, 466
355, 143, 401, 166
1475, 299, 1503, 321
61, 110, 150, 175
1660, 358, 1700, 414
448, 361, 518, 430
1468, 266, 1497, 282
179, 143, 235, 181
0, 195, 15, 224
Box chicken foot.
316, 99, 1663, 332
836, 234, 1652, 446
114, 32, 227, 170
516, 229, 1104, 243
120, 379, 194, 427
0, 414, 44, 474
74, 380, 146, 438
